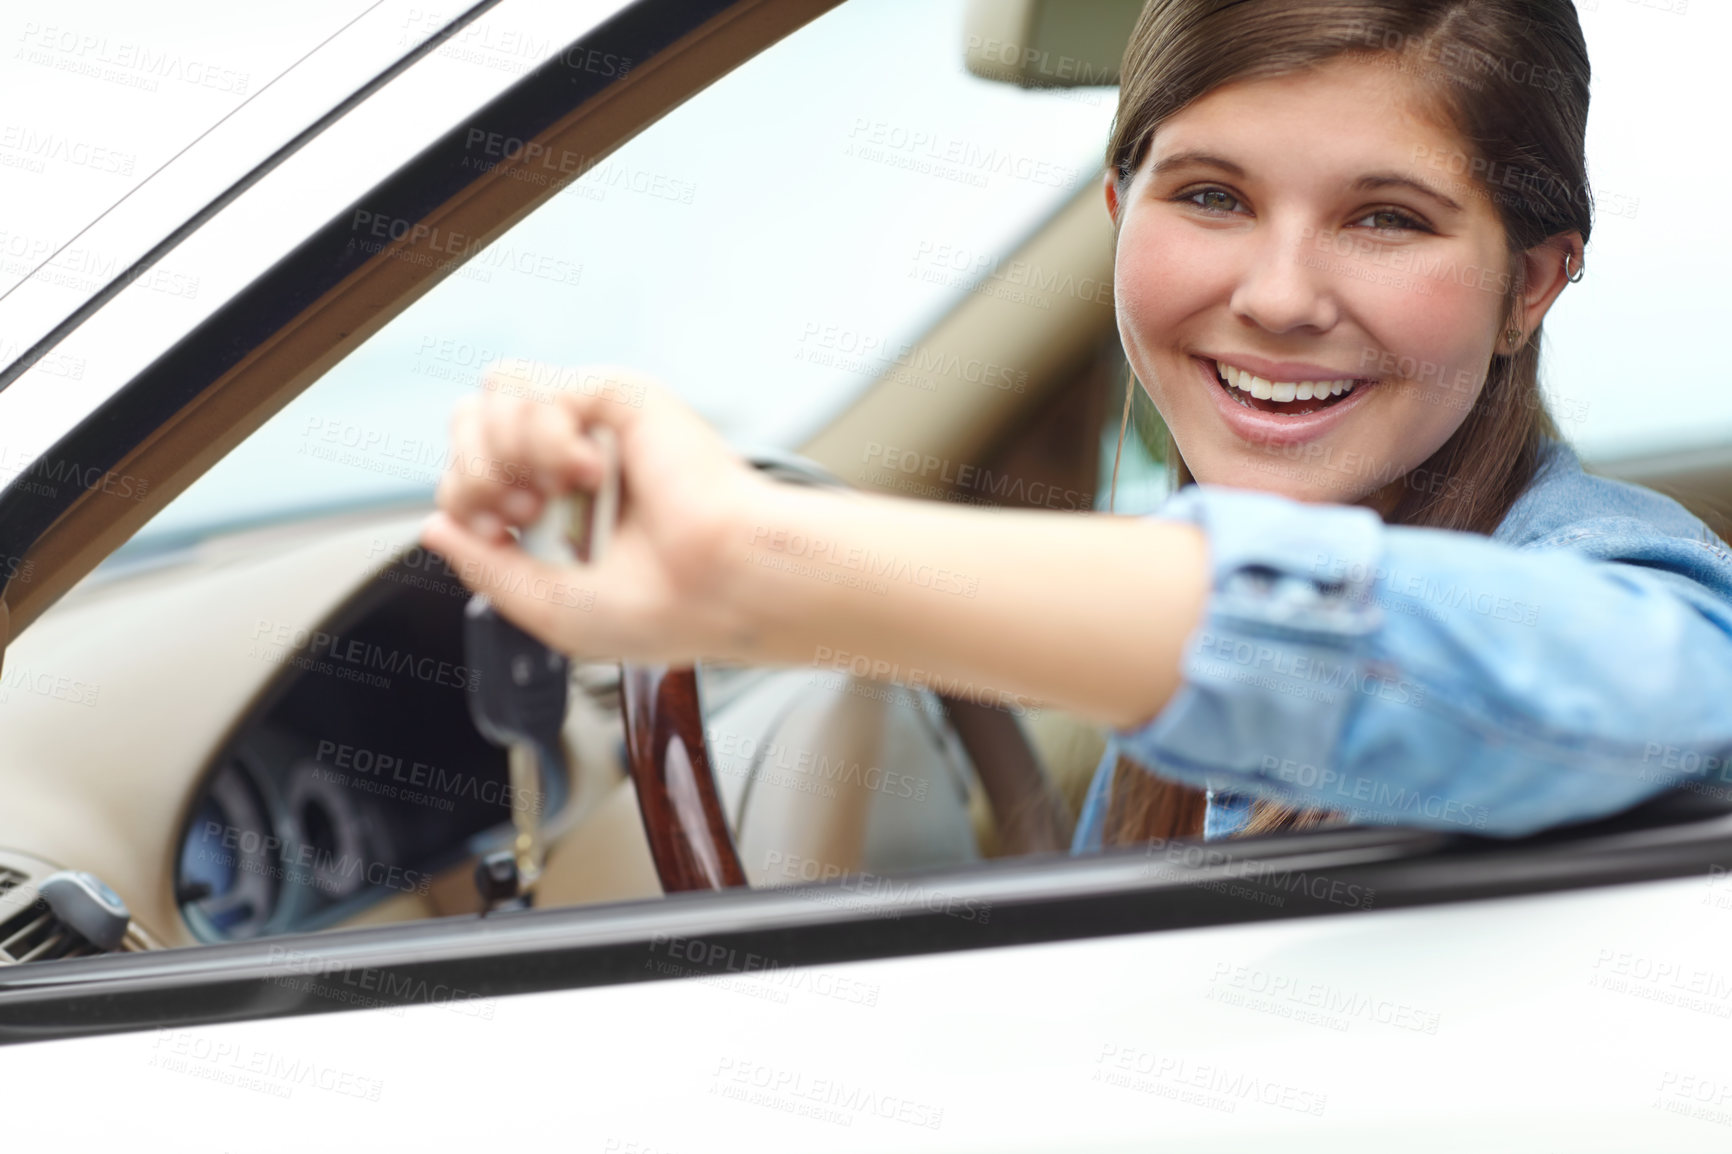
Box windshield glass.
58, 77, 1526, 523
117, 0, 1117, 553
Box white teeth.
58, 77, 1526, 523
1211, 360, 1366, 406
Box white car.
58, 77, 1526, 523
3, 0, 1732, 1149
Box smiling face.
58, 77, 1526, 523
1108, 54, 1518, 510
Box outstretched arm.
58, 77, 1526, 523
417, 368, 1211, 730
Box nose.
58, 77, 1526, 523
1227, 221, 1341, 336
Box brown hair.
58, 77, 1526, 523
1100, 0, 1591, 844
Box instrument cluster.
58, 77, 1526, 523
176, 559, 566, 939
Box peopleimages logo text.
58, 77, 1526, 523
250, 621, 477, 691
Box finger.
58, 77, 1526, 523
419, 511, 609, 657
478, 394, 537, 496
522, 394, 601, 494
437, 397, 527, 539
471, 395, 552, 527
548, 367, 751, 485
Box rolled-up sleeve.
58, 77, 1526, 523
1111, 485, 1732, 837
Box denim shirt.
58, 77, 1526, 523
1071, 436, 1732, 850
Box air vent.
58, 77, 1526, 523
0, 898, 102, 964
0, 851, 159, 964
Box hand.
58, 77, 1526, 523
419, 364, 774, 665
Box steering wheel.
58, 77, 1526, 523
616, 450, 1071, 891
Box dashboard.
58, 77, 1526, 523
174, 554, 568, 940
0, 493, 998, 958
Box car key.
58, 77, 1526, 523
464, 424, 618, 910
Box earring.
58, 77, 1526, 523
1505, 326, 1524, 351
1565, 252, 1584, 283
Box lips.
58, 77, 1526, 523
1191, 355, 1378, 447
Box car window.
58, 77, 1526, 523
81, 0, 1118, 942
119, 0, 1115, 553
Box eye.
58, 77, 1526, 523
1176, 185, 1247, 215
1352, 207, 1431, 234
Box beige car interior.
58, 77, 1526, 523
2, 0, 1725, 960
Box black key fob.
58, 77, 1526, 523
462, 595, 569, 751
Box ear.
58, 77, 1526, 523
1103, 168, 1122, 226
1513, 231, 1585, 339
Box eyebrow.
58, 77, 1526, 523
1147, 150, 1246, 180
1353, 171, 1464, 214
1148, 151, 1466, 214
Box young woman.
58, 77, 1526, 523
420, 0, 1732, 852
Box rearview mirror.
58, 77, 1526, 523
963, 0, 1142, 88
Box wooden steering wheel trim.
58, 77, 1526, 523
618, 664, 749, 891
618, 663, 1071, 893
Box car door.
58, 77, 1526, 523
4, 0, 1732, 1151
